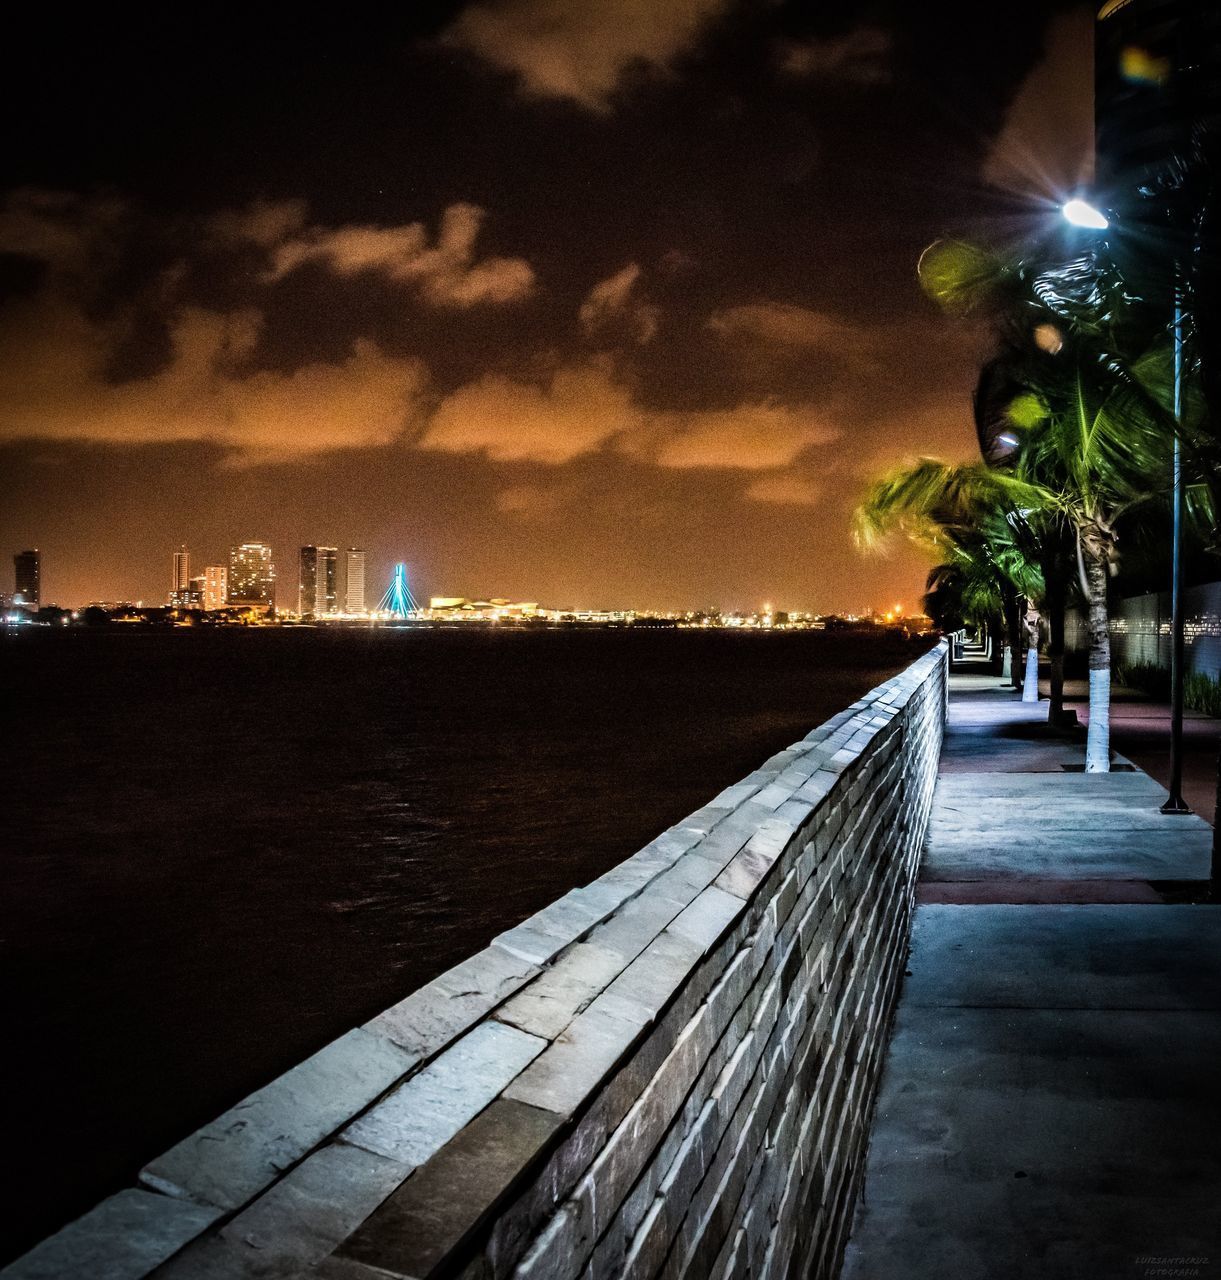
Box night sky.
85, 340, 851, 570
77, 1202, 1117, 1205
0, 2, 1092, 610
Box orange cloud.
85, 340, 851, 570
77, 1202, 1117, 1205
441, 0, 729, 110
744, 473, 823, 506
0, 293, 426, 457
422, 357, 839, 472
0, 189, 431, 457
266, 202, 535, 306
422, 359, 636, 462
579, 263, 659, 344
649, 402, 839, 470
707, 302, 869, 354
208, 198, 309, 249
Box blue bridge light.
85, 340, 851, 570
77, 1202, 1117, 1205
378, 564, 420, 618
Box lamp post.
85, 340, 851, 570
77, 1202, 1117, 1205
1061, 197, 1189, 813
1161, 275, 1190, 812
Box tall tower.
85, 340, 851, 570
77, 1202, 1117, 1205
172, 546, 190, 593
228, 543, 275, 609
318, 547, 338, 616
14, 549, 40, 608
299, 545, 319, 615
300, 546, 338, 615
345, 548, 366, 614
203, 565, 228, 611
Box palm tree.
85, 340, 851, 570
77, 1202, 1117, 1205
1007, 366, 1171, 768
975, 356, 1078, 720
855, 458, 1045, 677
920, 240, 1177, 771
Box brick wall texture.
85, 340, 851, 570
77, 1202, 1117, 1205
5, 641, 948, 1280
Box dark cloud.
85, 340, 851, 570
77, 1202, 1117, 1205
263, 202, 536, 307
440, 0, 732, 111
776, 27, 893, 86
981, 8, 1095, 200
0, 191, 430, 456
579, 263, 660, 345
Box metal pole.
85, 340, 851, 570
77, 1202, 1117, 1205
1161, 269, 1190, 814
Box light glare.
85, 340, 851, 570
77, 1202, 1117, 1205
1062, 198, 1108, 230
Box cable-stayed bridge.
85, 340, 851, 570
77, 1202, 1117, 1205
377, 564, 420, 618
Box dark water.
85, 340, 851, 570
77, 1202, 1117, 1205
1, 626, 928, 1259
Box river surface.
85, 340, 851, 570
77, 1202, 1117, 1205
1, 625, 929, 1259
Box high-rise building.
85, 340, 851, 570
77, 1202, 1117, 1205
179, 575, 206, 610
203, 565, 228, 611
228, 543, 275, 609
299, 545, 337, 615
318, 546, 337, 615
345, 548, 366, 614
14, 549, 40, 608
299, 545, 318, 616
169, 546, 193, 607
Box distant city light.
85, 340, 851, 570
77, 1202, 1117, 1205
1062, 198, 1108, 230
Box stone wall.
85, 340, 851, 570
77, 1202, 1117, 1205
5, 642, 948, 1280
1066, 580, 1221, 681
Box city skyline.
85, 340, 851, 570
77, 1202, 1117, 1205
0, 4, 1091, 613
4, 538, 919, 621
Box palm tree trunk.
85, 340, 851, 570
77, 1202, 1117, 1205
1002, 587, 1022, 692
1022, 610, 1040, 702
989, 614, 1006, 675
1084, 550, 1111, 773
1045, 570, 1067, 725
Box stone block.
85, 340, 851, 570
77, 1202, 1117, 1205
366, 945, 540, 1061
492, 903, 590, 967
598, 930, 704, 1025
495, 940, 632, 1040
141, 1028, 414, 1212
708, 779, 763, 810
751, 782, 793, 811
338, 1100, 564, 1280
307, 1259, 403, 1280
157, 1144, 411, 1279
648, 850, 730, 910
3, 1190, 221, 1280
666, 886, 742, 953
343, 1022, 545, 1167
715, 841, 780, 902
503, 1000, 649, 1118
585, 887, 688, 971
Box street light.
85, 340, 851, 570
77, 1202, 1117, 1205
1062, 198, 1109, 230
1059, 197, 1190, 813
1162, 270, 1190, 813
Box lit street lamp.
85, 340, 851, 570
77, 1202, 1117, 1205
1062, 198, 1109, 230
1060, 198, 1189, 812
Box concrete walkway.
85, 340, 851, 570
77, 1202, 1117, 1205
842, 659, 1221, 1279
1063, 678, 1219, 827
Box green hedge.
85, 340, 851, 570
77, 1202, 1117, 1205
1117, 662, 1221, 717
